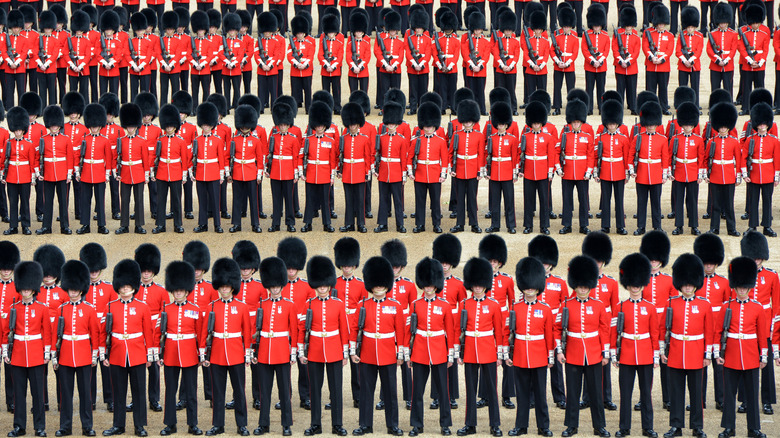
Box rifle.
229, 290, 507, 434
160, 35, 174, 69
407, 34, 422, 63
411, 137, 421, 174
66, 36, 81, 69
493, 28, 510, 65
614, 26, 629, 62
127, 36, 141, 64
39, 138, 45, 179
303, 308, 313, 357
252, 308, 263, 358
204, 310, 215, 361
3, 141, 11, 180
518, 134, 527, 174
289, 32, 303, 64
158, 311, 167, 361
560, 306, 569, 355
39, 33, 49, 63
664, 305, 673, 357
559, 127, 569, 168
433, 32, 448, 72
485, 132, 493, 177
100, 32, 113, 66
354, 306, 367, 356
596, 137, 604, 176
450, 133, 460, 171
708, 31, 723, 59
583, 30, 601, 63
707, 139, 717, 176
458, 308, 467, 359
550, 30, 563, 62
79, 139, 87, 174
302, 136, 310, 176
228, 141, 236, 178
223, 35, 235, 63
671, 137, 680, 175
374, 131, 382, 173
375, 27, 392, 66
679, 32, 694, 60
104, 311, 113, 358
265, 135, 275, 174
337, 135, 345, 174
633, 133, 642, 170
55, 315, 65, 362
523, 27, 539, 65
408, 311, 418, 357
747, 137, 755, 173
6, 32, 18, 63
738, 27, 758, 58
615, 310, 625, 362
257, 39, 271, 68
151, 140, 161, 178
191, 139, 198, 175
322, 36, 335, 65
191, 37, 201, 67
719, 305, 732, 358
116, 138, 123, 176
6, 304, 16, 359
467, 31, 482, 69
644, 29, 661, 60
507, 310, 516, 359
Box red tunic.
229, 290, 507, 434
558, 129, 596, 180
79, 133, 113, 184
204, 298, 252, 366
257, 297, 299, 365
376, 131, 410, 183
193, 134, 226, 182
235, 279, 267, 318
103, 298, 154, 367
338, 132, 372, 184
676, 30, 704, 72
669, 133, 706, 183
519, 130, 556, 181
349, 297, 407, 366
450, 129, 486, 179
1, 301, 53, 367
715, 299, 768, 369
629, 131, 670, 185
40, 133, 74, 182
156, 302, 205, 368
301, 296, 349, 363
288, 35, 315, 77
374, 34, 404, 74
303, 134, 339, 184
707, 27, 738, 72
737, 25, 770, 72
455, 297, 505, 364
56, 300, 100, 368
507, 299, 555, 368
613, 28, 641, 75
552, 30, 579, 73
554, 297, 610, 366
660, 296, 714, 369
520, 34, 549, 75
116, 134, 150, 185
154, 134, 191, 182
408, 297, 455, 364
707, 135, 743, 185
2, 138, 37, 184
611, 298, 659, 366
230, 132, 262, 182
433, 33, 460, 73
582, 29, 610, 73
595, 131, 630, 181
741, 133, 780, 184
267, 131, 301, 181
642, 28, 675, 73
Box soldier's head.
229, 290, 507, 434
515, 258, 546, 299
334, 237, 360, 275
362, 257, 394, 298
61, 260, 90, 303
15, 262, 43, 302
308, 256, 337, 298
165, 261, 196, 303
34, 244, 65, 287
232, 241, 260, 280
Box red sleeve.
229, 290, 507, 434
142, 305, 153, 353
89, 308, 100, 353
153, 309, 163, 348
599, 305, 610, 354
492, 303, 504, 348
395, 303, 407, 349
649, 305, 660, 352
43, 305, 53, 349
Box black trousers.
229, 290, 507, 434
209, 363, 247, 428
760, 344, 776, 404
297, 359, 310, 404
454, 177, 478, 227
160, 72, 180, 106
636, 183, 662, 229
512, 366, 549, 430
80, 182, 106, 227
156, 180, 183, 228
38, 72, 56, 108
435, 72, 457, 111
408, 74, 428, 110
120, 182, 144, 228
414, 181, 441, 227
257, 74, 278, 111
722, 367, 760, 430
220, 3, 237, 14
711, 70, 733, 98
358, 363, 398, 429
304, 182, 331, 226
270, 179, 295, 227
710, 183, 736, 232
148, 179, 158, 218
747, 182, 773, 228
378, 181, 405, 228
673, 180, 699, 228
99, 75, 120, 96
582, 360, 612, 404
489, 179, 516, 228
391, 5, 410, 33
321, 76, 342, 112
524, 74, 546, 106
4, 72, 25, 109
183, 179, 193, 214
561, 179, 589, 228
616, 73, 638, 113
566, 0, 584, 34
56, 68, 68, 104
6, 182, 30, 228
564, 363, 606, 429
191, 74, 211, 110
27, 69, 38, 95
129, 74, 151, 103
495, 72, 517, 110
150, 70, 157, 97
211, 71, 223, 95
232, 180, 259, 228
465, 76, 487, 114
647, 71, 670, 110
523, 178, 550, 228
465, 362, 499, 428
110, 364, 146, 429
59, 365, 93, 431
703, 361, 725, 407
269, 3, 288, 33
291, 76, 312, 111
742, 70, 765, 112
182, 70, 191, 94
600, 180, 626, 229
343, 182, 365, 228
148, 362, 160, 405
257, 363, 292, 428
668, 367, 703, 429
669, 0, 688, 35
163, 365, 198, 427
346, 76, 369, 96
308, 361, 343, 427
618, 364, 654, 431
679, 70, 701, 107
223, 75, 241, 109
585, 71, 606, 113
431, 361, 459, 401
91, 362, 112, 406
376, 73, 401, 107
12, 364, 45, 431
42, 179, 68, 229
410, 362, 452, 428
196, 180, 221, 228
553, 70, 576, 110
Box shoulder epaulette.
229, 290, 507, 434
487, 297, 499, 304
387, 298, 401, 305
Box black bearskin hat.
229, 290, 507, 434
420, 92, 442, 109
14, 261, 43, 292
694, 233, 725, 266
61, 260, 90, 294
239, 94, 263, 115
260, 257, 287, 289
349, 11, 368, 34
33, 244, 65, 281
498, 11, 516, 31
639, 101, 663, 127
566, 99, 588, 124
269, 9, 284, 31
291, 15, 309, 35
528, 234, 559, 267
172, 91, 192, 115
745, 4, 766, 24
601, 99, 624, 126
640, 230, 671, 267
713, 3, 734, 24
82, 5, 98, 26
729, 256, 758, 290
211, 258, 241, 294
334, 237, 360, 268
619, 6, 638, 28
489, 88, 511, 107
43, 106, 64, 129
674, 86, 696, 109
558, 6, 576, 28
313, 90, 335, 110
222, 12, 241, 32
129, 12, 147, 33
384, 11, 401, 31
115, 6, 129, 29
381, 239, 407, 268
341, 102, 365, 128
161, 11, 178, 30
99, 92, 120, 117
457, 99, 481, 125
418, 102, 441, 128
135, 92, 158, 118
84, 104, 106, 130
51, 4, 68, 25
39, 11, 56, 31
454, 88, 475, 110
741, 229, 770, 260
277, 237, 307, 271
134, 243, 161, 275
100, 10, 120, 32
165, 261, 196, 293
183, 241, 211, 273
491, 102, 513, 128
410, 8, 429, 30
749, 87, 772, 109
141, 8, 157, 30
619, 253, 652, 289
191, 11, 209, 33
206, 94, 227, 117
587, 4, 607, 28
468, 12, 486, 31
175, 7, 190, 30
672, 253, 705, 291
515, 257, 547, 292
159, 104, 181, 131
602, 90, 623, 104
677, 102, 700, 127
234, 105, 258, 131
385, 88, 406, 108
529, 11, 546, 30
363, 256, 395, 292
382, 102, 404, 125
196, 102, 219, 128
582, 231, 613, 265
112, 259, 141, 294
0, 241, 20, 271
751, 102, 774, 127
20, 92, 41, 117
6, 107, 29, 134
568, 255, 599, 290
525, 101, 548, 126
529, 90, 552, 113
79, 243, 107, 272
432, 233, 462, 268
415, 257, 444, 292
567, 88, 590, 107
298, 11, 314, 33
440, 11, 458, 31
710, 103, 738, 131
463, 257, 494, 292
119, 103, 142, 128
681, 6, 699, 28
232, 240, 260, 271
651, 3, 670, 25
19, 5, 36, 27
307, 256, 337, 290
259, 11, 278, 34
479, 234, 507, 266
309, 101, 333, 129
207, 9, 221, 28
7, 10, 22, 29
349, 90, 371, 115
272, 102, 295, 126
636, 90, 659, 111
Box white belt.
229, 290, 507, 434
63, 334, 91, 341
622, 333, 650, 341
346, 309, 357, 315
380, 157, 401, 163
403, 309, 410, 315
9, 161, 28, 166
234, 159, 254, 164
151, 314, 159, 321
500, 305, 508, 312
343, 158, 364, 163
416, 330, 445, 338
310, 330, 340, 338
249, 311, 256, 317
762, 303, 771, 310
713, 159, 734, 165
712, 306, 722, 312
569, 331, 599, 339
564, 155, 587, 160
605, 306, 612, 313
526, 155, 547, 160
83, 159, 104, 164
753, 158, 774, 164
44, 157, 67, 162
308, 160, 330, 165
14, 334, 42, 341
199, 158, 219, 164
417, 160, 440, 165
466, 330, 494, 337
364, 331, 396, 339
655, 308, 664, 313
727, 333, 758, 340
493, 157, 512, 162
602, 157, 623, 162
671, 333, 705, 341
214, 331, 243, 339
112, 332, 143, 340
121, 160, 143, 166
273, 155, 293, 160
160, 158, 182, 164
456, 154, 478, 160
516, 334, 545, 341
551, 308, 559, 315
168, 333, 197, 341
675, 157, 697, 163
260, 331, 289, 338
638, 158, 661, 164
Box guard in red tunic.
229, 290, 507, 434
557, 99, 595, 234
336, 103, 370, 232
192, 102, 226, 233
582, 5, 609, 114
232, 241, 265, 409
505, 257, 554, 437
101, 259, 153, 437
37, 106, 74, 235
715, 257, 769, 438
742, 102, 780, 236
0, 107, 35, 235
595, 99, 630, 234
555, 256, 610, 438
642, 5, 674, 114
3, 11, 31, 108
629, 101, 669, 235
409, 102, 448, 233
158, 12, 182, 105
115, 103, 149, 235
676, 8, 704, 107
63, 92, 88, 224
612, 253, 658, 438
0, 242, 20, 412
737, 6, 770, 115
350, 256, 406, 436
202, 258, 252, 437
484, 101, 518, 234
156, 261, 204, 436
551, 8, 579, 116
432, 12, 460, 113
75, 104, 112, 235
374, 12, 404, 108
669, 101, 706, 235
301, 102, 338, 232
448, 99, 484, 233
613, 7, 640, 114
707, 5, 738, 96
54, 260, 100, 438
373, 102, 410, 233
519, 101, 556, 235
266, 103, 302, 232
705, 102, 742, 235
462, 12, 491, 114
228, 105, 262, 233
97, 11, 122, 96
152, 104, 190, 234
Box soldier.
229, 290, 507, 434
336, 103, 370, 232
433, 11, 459, 114
552, 7, 579, 116
643, 5, 674, 114
300, 101, 337, 232
505, 257, 554, 437
0, 106, 34, 235
374, 102, 410, 233
2, 261, 51, 438
114, 8, 132, 104
613, 7, 640, 114
189, 12, 214, 111
375, 12, 404, 109
160, 12, 183, 106
63, 92, 88, 223
20, 93, 47, 226
557, 99, 595, 234
135, 92, 162, 222
707, 5, 737, 97
316, 16, 342, 114
254, 12, 279, 112
192, 102, 226, 233
221, 14, 244, 110
151, 104, 189, 234
676, 8, 704, 108
738, 5, 770, 115
37, 11, 61, 108
594, 99, 629, 234
462, 12, 490, 115
140, 8, 160, 99
448, 99, 484, 233
556, 256, 611, 438
612, 253, 658, 438
629, 101, 669, 235
156, 261, 203, 436
171, 92, 196, 220
520, 12, 548, 110
228, 105, 262, 233
742, 102, 780, 236
76, 103, 111, 235
669, 101, 706, 235
408, 102, 447, 233
266, 103, 301, 232
115, 103, 149, 235
483, 101, 518, 233
289, 15, 315, 111
581, 5, 608, 115
175, 8, 193, 95
127, 13, 153, 102
519, 101, 556, 235
37, 105, 74, 235
98, 11, 123, 96
3, 11, 31, 109
715, 257, 768, 438
82, 6, 101, 103
101, 259, 153, 437
54, 260, 100, 438
406, 9, 432, 114
705, 102, 742, 235
0, 242, 20, 413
